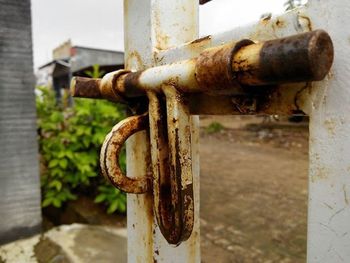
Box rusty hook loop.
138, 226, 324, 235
100, 113, 151, 193
148, 87, 194, 245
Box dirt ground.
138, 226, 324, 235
40, 115, 309, 263
199, 116, 309, 263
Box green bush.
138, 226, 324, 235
36, 86, 127, 214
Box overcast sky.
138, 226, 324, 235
31, 0, 293, 69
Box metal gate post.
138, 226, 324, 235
124, 0, 200, 262
306, 1, 350, 262
123, 2, 153, 262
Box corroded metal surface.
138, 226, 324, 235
124, 0, 200, 260
195, 39, 253, 93
163, 86, 194, 244
71, 0, 350, 260
100, 114, 151, 193
71, 30, 333, 114
71, 77, 102, 99
232, 30, 334, 85
71, 69, 130, 102
148, 87, 194, 245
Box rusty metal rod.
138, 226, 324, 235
71, 30, 333, 102
231, 29, 334, 85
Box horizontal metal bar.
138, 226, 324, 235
71, 30, 333, 115
151, 7, 324, 116
72, 30, 332, 96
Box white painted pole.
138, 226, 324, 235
124, 0, 200, 262
305, 1, 350, 262
124, 1, 154, 262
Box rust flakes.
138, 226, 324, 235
153, 7, 170, 51
195, 42, 240, 92
294, 82, 312, 111
324, 117, 337, 136
310, 162, 330, 182
231, 96, 257, 114
123, 71, 144, 97
100, 114, 151, 194
275, 18, 285, 28
153, 53, 165, 65
297, 15, 312, 32
126, 51, 144, 70
256, 30, 333, 85
156, 33, 170, 50
260, 13, 272, 24
190, 35, 211, 45
71, 77, 101, 98
185, 36, 212, 57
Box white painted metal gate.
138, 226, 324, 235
71, 0, 350, 262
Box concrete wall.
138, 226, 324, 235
0, 0, 42, 244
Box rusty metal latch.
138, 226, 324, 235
70, 30, 333, 245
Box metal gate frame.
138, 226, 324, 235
123, 0, 350, 262
79, 0, 350, 262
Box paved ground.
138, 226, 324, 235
0, 224, 127, 263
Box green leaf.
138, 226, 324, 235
49, 180, 62, 191
59, 158, 68, 169
52, 198, 62, 208
107, 200, 119, 214
65, 151, 74, 160
49, 111, 64, 123
82, 137, 90, 148
48, 159, 59, 168
57, 151, 65, 158
42, 198, 52, 207
94, 194, 106, 203
51, 168, 64, 177
118, 201, 126, 213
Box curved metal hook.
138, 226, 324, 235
100, 114, 151, 194
148, 88, 194, 245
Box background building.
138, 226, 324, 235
37, 40, 124, 100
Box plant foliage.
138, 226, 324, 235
36, 85, 127, 214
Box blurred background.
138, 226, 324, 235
0, 0, 309, 262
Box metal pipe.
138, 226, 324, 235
71, 30, 333, 102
